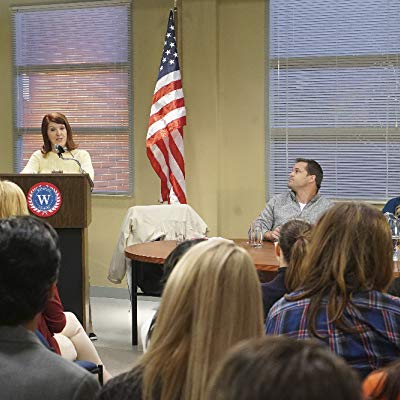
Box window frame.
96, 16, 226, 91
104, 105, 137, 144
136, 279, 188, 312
11, 0, 134, 195
266, 0, 400, 203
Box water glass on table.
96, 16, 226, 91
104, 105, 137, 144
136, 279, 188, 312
249, 224, 263, 248
175, 231, 186, 244
384, 212, 400, 264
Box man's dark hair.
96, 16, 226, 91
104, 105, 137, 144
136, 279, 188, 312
0, 216, 60, 326
208, 336, 361, 400
296, 158, 324, 190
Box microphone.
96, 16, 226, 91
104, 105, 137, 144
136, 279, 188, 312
54, 144, 66, 158
55, 146, 94, 190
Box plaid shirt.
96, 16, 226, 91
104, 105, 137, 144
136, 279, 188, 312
265, 290, 400, 378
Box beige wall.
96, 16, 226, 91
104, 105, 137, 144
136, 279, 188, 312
0, 0, 265, 288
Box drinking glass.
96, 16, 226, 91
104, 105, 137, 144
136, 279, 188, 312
384, 212, 400, 262
249, 224, 263, 248
175, 232, 185, 244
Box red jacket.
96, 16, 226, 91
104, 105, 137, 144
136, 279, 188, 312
37, 286, 66, 354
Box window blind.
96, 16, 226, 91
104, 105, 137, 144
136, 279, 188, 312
12, 1, 133, 194
268, 0, 400, 201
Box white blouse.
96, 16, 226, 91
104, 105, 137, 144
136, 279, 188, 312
21, 149, 94, 181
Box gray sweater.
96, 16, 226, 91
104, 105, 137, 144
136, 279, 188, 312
254, 190, 332, 236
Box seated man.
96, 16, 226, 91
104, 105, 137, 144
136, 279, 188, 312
0, 216, 100, 399
252, 158, 332, 241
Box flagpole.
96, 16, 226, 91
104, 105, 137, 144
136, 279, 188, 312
173, 0, 182, 74
173, 0, 178, 43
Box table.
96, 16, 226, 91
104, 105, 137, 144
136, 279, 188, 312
108, 204, 208, 284
125, 239, 279, 345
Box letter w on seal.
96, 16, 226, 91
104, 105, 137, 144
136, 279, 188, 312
36, 194, 51, 205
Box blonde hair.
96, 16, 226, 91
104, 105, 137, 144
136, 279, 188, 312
138, 238, 264, 400
0, 181, 29, 218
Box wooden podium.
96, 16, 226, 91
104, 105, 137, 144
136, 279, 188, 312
0, 173, 92, 329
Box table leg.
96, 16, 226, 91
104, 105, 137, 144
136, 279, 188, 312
130, 260, 138, 346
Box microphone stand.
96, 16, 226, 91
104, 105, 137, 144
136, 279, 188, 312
56, 148, 94, 190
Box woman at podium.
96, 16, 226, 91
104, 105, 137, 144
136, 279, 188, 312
21, 112, 94, 181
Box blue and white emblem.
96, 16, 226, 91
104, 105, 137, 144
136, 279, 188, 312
27, 182, 62, 217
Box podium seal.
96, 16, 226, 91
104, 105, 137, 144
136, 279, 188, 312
27, 182, 62, 217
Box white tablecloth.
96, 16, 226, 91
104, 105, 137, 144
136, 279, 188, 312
108, 204, 208, 283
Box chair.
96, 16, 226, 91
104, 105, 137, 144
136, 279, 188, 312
108, 204, 208, 285
108, 204, 208, 346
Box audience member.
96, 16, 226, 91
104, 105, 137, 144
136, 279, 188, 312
0, 216, 100, 399
383, 197, 400, 217
252, 158, 331, 241
207, 336, 361, 400
98, 238, 264, 400
362, 360, 400, 400
0, 179, 111, 381
0, 179, 28, 218
266, 202, 400, 378
261, 219, 311, 317
141, 238, 205, 350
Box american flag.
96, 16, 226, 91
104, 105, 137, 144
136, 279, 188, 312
146, 10, 187, 204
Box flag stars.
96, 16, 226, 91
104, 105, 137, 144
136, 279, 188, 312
169, 59, 175, 65
166, 49, 171, 55
166, 32, 171, 38
169, 42, 175, 48
170, 24, 175, 30
162, 57, 167, 63
173, 52, 178, 58
160, 65, 163, 71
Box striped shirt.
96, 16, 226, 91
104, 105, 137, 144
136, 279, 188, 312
265, 290, 400, 378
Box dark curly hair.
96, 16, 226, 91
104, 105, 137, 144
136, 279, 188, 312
0, 216, 60, 325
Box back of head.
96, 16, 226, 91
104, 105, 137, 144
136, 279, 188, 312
0, 180, 29, 218
278, 219, 311, 291
141, 238, 264, 400
208, 336, 361, 400
145, 238, 206, 344
0, 216, 60, 325
295, 202, 393, 335
296, 158, 323, 189
302, 202, 393, 294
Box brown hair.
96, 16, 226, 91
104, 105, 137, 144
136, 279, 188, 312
138, 238, 264, 400
290, 202, 393, 337
41, 112, 78, 154
0, 180, 29, 218
278, 219, 312, 291
207, 336, 361, 400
